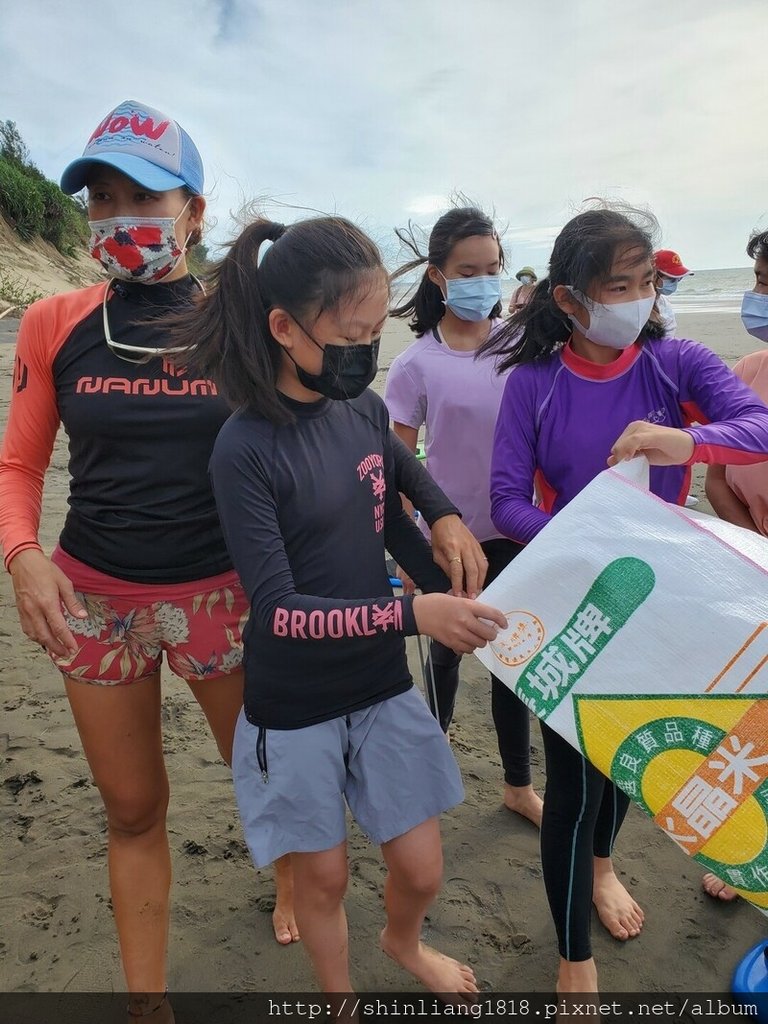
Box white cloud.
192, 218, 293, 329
405, 195, 450, 216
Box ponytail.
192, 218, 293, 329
389, 225, 442, 336
171, 219, 292, 424
168, 215, 384, 422
481, 278, 572, 370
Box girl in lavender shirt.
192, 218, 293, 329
483, 205, 768, 997
385, 207, 543, 827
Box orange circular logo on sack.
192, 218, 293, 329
491, 611, 545, 666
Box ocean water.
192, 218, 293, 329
500, 267, 754, 313
393, 267, 756, 314
667, 266, 754, 313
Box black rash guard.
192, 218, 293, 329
210, 389, 451, 729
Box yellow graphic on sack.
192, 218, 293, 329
575, 695, 768, 910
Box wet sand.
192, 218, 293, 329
0, 307, 765, 995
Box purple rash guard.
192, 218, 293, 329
491, 337, 768, 545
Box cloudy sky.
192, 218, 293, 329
1, 0, 766, 273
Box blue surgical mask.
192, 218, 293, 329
658, 277, 678, 296
741, 291, 768, 343
438, 271, 502, 322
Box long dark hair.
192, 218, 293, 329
391, 207, 505, 336
747, 230, 768, 261
481, 205, 659, 371
169, 215, 385, 423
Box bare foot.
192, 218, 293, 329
127, 993, 174, 1022
273, 854, 300, 944
380, 927, 478, 1004
702, 873, 739, 902
273, 901, 300, 944
592, 860, 644, 940
558, 955, 599, 993
503, 783, 544, 828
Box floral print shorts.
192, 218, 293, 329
52, 576, 249, 685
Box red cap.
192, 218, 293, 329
654, 249, 691, 278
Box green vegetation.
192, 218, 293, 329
187, 241, 212, 278
0, 270, 44, 311
0, 119, 88, 255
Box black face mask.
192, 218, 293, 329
290, 330, 380, 401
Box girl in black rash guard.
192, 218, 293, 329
170, 215, 508, 1003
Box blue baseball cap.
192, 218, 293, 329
60, 100, 204, 195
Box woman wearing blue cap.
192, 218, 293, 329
0, 100, 483, 1017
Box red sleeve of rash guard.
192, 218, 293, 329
0, 285, 104, 569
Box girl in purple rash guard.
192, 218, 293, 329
385, 207, 542, 828
482, 206, 768, 996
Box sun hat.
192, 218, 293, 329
515, 266, 537, 282
60, 100, 203, 195
654, 249, 692, 279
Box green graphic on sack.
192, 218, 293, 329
611, 717, 728, 813
517, 557, 655, 719
609, 714, 768, 894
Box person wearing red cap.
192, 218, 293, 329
0, 100, 483, 1018
653, 248, 693, 337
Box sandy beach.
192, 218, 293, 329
0, 304, 765, 997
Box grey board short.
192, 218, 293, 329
232, 685, 464, 867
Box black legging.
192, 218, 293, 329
424, 538, 532, 787
540, 722, 631, 961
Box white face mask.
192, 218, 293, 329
566, 288, 655, 350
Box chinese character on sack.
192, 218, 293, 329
661, 816, 697, 846
635, 729, 659, 754
561, 604, 612, 663
726, 868, 747, 887
561, 630, 594, 662
524, 645, 579, 702
671, 777, 737, 839
618, 752, 642, 774
513, 620, 534, 644
572, 603, 613, 642
664, 720, 684, 744
750, 863, 768, 889
691, 726, 716, 751
709, 735, 768, 796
